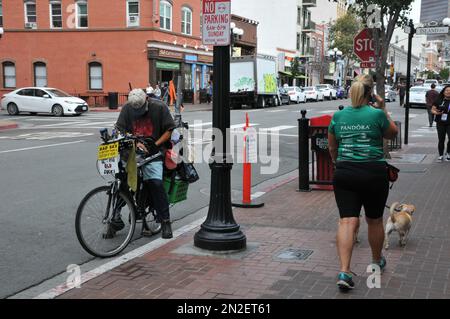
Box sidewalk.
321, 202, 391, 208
0, 120, 18, 131
89, 103, 212, 113
57, 145, 450, 299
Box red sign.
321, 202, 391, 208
202, 0, 231, 46
354, 28, 376, 63
360, 61, 376, 68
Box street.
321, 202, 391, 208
0, 99, 434, 298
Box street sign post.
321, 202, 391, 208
202, 0, 231, 46
360, 61, 376, 68
353, 28, 376, 66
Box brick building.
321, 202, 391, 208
0, 0, 213, 105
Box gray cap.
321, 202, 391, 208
128, 88, 147, 110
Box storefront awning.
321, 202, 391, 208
278, 71, 307, 79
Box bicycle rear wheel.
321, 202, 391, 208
76, 186, 136, 258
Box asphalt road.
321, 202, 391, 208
0, 98, 432, 298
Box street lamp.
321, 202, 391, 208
442, 17, 450, 26
328, 48, 343, 86
230, 24, 244, 57
0, 27, 4, 39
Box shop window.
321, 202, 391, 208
50, 1, 62, 28
181, 7, 192, 35
34, 62, 47, 87
2, 62, 16, 88
160, 1, 172, 31
89, 62, 102, 90
183, 64, 192, 89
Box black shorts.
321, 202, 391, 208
333, 161, 389, 219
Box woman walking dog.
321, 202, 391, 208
328, 75, 398, 290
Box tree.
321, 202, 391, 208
329, 12, 362, 86
352, 0, 413, 98
329, 0, 414, 98
440, 68, 450, 82
290, 57, 301, 85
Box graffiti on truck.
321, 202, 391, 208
233, 77, 255, 91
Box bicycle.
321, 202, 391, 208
75, 128, 188, 258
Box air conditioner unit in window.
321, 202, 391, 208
128, 16, 139, 27
25, 22, 37, 29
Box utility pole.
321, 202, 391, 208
404, 19, 415, 145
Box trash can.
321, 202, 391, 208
108, 92, 118, 109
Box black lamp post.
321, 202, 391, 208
194, 29, 246, 251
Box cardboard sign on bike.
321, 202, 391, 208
97, 142, 119, 176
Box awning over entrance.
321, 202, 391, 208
278, 71, 307, 79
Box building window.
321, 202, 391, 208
127, 1, 139, 27
34, 62, 47, 87
296, 33, 301, 51
160, 1, 172, 31
2, 62, 16, 88
89, 62, 102, 90
76, 1, 88, 28
181, 7, 192, 35
25, 1, 37, 24
0, 1, 3, 27
297, 7, 301, 25
50, 1, 62, 28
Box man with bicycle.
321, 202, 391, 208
114, 88, 176, 239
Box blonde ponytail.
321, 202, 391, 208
350, 75, 373, 108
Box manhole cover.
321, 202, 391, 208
276, 248, 313, 261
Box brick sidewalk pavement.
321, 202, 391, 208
57, 142, 450, 299
89, 103, 212, 113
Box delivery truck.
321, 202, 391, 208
229, 54, 278, 109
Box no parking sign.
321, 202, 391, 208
202, 0, 231, 46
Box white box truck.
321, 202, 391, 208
230, 54, 278, 108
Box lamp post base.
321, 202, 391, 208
194, 226, 246, 251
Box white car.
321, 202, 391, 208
285, 86, 306, 104
303, 86, 324, 102
409, 86, 428, 108
1, 87, 89, 116
423, 79, 439, 87
374, 85, 397, 102
316, 84, 337, 100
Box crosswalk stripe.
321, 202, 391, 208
189, 122, 212, 128
75, 121, 115, 127
266, 110, 287, 113
264, 125, 296, 131
38, 121, 85, 127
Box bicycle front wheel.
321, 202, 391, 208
76, 186, 136, 258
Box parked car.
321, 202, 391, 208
423, 79, 439, 87
277, 87, 291, 105
336, 86, 348, 99
303, 86, 324, 102
409, 86, 428, 108
374, 85, 397, 102
316, 84, 337, 100
285, 86, 306, 104
1, 87, 89, 116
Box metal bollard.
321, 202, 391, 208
298, 110, 311, 192
338, 105, 344, 111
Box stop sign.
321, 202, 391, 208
354, 28, 376, 62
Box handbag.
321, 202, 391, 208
178, 161, 199, 184
386, 163, 400, 182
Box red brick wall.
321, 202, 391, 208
0, 0, 204, 98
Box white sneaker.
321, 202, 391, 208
445, 154, 450, 162
437, 156, 444, 162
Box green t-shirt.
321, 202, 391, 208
328, 105, 390, 162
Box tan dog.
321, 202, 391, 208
384, 202, 415, 249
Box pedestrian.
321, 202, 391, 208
115, 88, 176, 239
146, 83, 154, 98
328, 74, 399, 290
398, 82, 406, 107
206, 81, 213, 104
161, 83, 169, 104
431, 85, 450, 162
154, 84, 162, 100
426, 83, 440, 127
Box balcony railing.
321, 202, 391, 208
302, 0, 317, 7
302, 21, 316, 32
